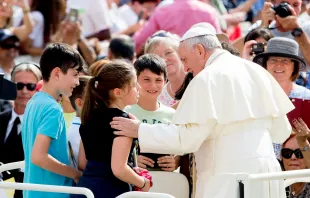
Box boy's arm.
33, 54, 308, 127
31, 134, 82, 183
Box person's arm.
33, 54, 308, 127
275, 6, 310, 66
11, 0, 33, 42
138, 119, 217, 155
111, 136, 151, 191
78, 140, 87, 171
20, 38, 44, 56
229, 0, 257, 14
31, 134, 82, 183
293, 118, 310, 168
77, 38, 97, 66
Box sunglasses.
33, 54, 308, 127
0, 43, 19, 50
281, 148, 304, 159
16, 82, 37, 91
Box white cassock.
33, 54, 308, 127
138, 50, 294, 198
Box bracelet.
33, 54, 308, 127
140, 177, 146, 189
23, 7, 30, 13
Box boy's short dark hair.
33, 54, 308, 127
40, 43, 85, 81
134, 54, 167, 80
69, 76, 89, 111
109, 35, 135, 61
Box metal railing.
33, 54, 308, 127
234, 169, 310, 198
0, 161, 94, 198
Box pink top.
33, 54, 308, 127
133, 0, 222, 52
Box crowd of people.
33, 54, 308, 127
1, 0, 310, 197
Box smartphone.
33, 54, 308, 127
68, 8, 79, 23
251, 43, 265, 55
137, 10, 144, 21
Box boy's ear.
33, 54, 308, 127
51, 67, 61, 80
75, 98, 83, 110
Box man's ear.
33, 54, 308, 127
195, 44, 206, 59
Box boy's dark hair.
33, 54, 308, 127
40, 43, 84, 81
109, 35, 135, 61
69, 76, 89, 111
134, 54, 167, 81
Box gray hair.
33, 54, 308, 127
182, 35, 222, 51
11, 63, 42, 82
145, 36, 180, 54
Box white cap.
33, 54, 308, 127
191, 22, 217, 35
180, 26, 216, 42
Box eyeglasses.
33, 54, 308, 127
281, 148, 304, 159
16, 82, 37, 91
267, 58, 292, 65
0, 43, 19, 50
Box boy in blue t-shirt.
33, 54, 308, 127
22, 43, 84, 198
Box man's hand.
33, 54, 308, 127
261, 2, 276, 27
110, 117, 141, 138
137, 155, 154, 168
157, 155, 180, 172
275, 5, 299, 31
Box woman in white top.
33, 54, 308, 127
144, 31, 186, 107
254, 37, 310, 159
18, 0, 63, 57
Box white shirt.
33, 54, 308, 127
5, 109, 23, 142
13, 11, 45, 48
118, 4, 138, 27
67, 0, 111, 37
67, 115, 81, 168
108, 3, 129, 33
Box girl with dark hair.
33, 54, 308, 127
72, 60, 151, 198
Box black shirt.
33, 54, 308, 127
80, 108, 137, 166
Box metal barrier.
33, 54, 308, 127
0, 161, 94, 198
235, 169, 310, 198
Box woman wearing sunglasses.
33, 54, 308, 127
281, 133, 310, 197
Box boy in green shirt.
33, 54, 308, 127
125, 54, 179, 172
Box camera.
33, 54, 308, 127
272, 3, 292, 18
252, 43, 265, 55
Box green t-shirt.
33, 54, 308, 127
125, 103, 175, 170
125, 103, 175, 125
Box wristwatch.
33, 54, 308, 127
291, 27, 303, 37
301, 144, 310, 152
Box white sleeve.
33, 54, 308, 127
29, 11, 44, 48
138, 119, 217, 155
88, 0, 111, 33
270, 115, 292, 144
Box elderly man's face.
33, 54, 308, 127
178, 42, 205, 76
13, 71, 38, 108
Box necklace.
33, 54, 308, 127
291, 183, 306, 196
168, 83, 175, 96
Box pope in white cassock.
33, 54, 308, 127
110, 26, 294, 198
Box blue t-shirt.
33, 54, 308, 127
22, 92, 72, 198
